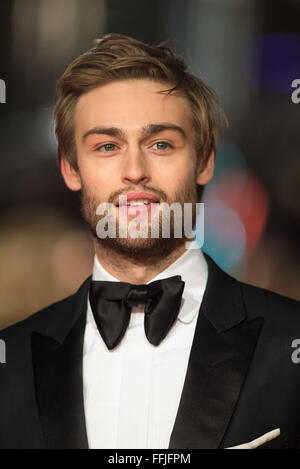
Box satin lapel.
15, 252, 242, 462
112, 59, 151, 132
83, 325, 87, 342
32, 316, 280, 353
169, 254, 264, 449
31, 277, 91, 449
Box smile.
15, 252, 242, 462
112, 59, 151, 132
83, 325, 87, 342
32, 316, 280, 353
117, 202, 160, 216
115, 191, 161, 208
119, 199, 160, 207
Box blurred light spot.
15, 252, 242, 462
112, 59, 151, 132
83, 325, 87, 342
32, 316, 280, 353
51, 230, 94, 291
205, 170, 269, 255
202, 168, 269, 273
202, 200, 246, 272
212, 138, 248, 181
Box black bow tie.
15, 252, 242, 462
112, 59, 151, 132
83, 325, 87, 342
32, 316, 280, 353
89, 276, 185, 350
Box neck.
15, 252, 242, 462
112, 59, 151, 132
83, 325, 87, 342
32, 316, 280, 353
93, 240, 188, 284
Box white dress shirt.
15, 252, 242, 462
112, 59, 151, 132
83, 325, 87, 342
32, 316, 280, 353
82, 241, 208, 449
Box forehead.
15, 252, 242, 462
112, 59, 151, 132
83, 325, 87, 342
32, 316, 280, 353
75, 79, 194, 134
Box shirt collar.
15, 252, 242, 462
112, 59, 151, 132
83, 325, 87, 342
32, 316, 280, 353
91, 240, 208, 324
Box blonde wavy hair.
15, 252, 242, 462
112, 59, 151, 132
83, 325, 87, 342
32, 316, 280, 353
55, 33, 226, 173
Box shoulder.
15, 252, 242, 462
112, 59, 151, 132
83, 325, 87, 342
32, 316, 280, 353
0, 295, 71, 341
238, 279, 300, 327
0, 276, 92, 340
203, 251, 300, 323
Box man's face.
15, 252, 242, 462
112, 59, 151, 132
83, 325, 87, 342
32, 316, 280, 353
61, 79, 214, 259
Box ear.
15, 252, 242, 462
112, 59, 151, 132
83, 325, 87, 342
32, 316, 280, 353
196, 150, 215, 185
60, 157, 82, 191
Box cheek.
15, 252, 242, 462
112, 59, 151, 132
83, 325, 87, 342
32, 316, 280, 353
77, 150, 118, 184
158, 159, 195, 187
78, 154, 110, 181
78, 166, 111, 200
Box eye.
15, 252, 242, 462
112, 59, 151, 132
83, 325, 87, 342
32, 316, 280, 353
96, 143, 117, 152
152, 141, 173, 151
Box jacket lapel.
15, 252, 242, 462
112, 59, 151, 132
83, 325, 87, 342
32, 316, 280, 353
31, 277, 92, 449
169, 253, 264, 449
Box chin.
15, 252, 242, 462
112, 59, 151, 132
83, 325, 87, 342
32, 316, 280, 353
96, 235, 184, 260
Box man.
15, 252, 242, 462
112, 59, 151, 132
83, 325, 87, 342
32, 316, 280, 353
0, 33, 299, 449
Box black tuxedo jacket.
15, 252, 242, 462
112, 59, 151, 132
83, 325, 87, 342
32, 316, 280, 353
0, 252, 300, 449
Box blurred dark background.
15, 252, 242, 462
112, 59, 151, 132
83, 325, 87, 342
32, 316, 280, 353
0, 0, 299, 327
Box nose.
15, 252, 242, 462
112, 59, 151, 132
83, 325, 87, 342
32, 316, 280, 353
121, 145, 149, 186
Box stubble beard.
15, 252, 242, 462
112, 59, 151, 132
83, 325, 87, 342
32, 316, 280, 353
80, 177, 199, 263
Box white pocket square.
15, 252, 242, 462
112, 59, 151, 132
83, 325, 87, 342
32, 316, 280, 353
226, 428, 280, 449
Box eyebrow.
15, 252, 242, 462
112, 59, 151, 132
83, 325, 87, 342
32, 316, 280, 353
143, 123, 187, 139
82, 123, 187, 143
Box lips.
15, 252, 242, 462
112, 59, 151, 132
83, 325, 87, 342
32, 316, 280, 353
115, 192, 160, 207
